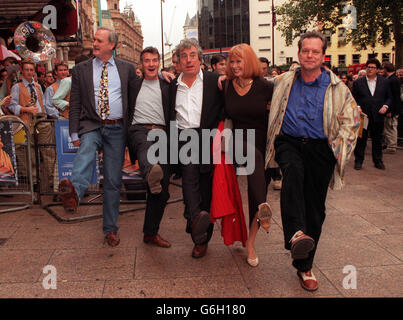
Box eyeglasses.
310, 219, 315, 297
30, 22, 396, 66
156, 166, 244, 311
366, 66, 377, 69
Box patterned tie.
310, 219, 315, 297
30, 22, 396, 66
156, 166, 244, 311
97, 62, 110, 120
28, 83, 37, 106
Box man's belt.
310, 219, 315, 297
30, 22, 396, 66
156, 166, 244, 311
140, 124, 166, 130
282, 133, 327, 144
101, 118, 124, 124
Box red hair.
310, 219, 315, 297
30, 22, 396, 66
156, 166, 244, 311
226, 43, 262, 79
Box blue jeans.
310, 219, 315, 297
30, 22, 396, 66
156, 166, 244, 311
71, 123, 125, 234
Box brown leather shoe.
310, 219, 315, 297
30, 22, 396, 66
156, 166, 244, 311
146, 164, 163, 194
104, 231, 120, 247
192, 243, 208, 258
143, 234, 171, 248
297, 270, 318, 291
58, 178, 79, 214
191, 211, 211, 245
289, 230, 315, 260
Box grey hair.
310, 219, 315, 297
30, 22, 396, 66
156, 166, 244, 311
175, 38, 203, 62
97, 27, 119, 50
298, 31, 327, 54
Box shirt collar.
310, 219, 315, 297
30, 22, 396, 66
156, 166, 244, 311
22, 78, 34, 87
366, 75, 377, 82
94, 56, 115, 67
177, 68, 203, 86
297, 67, 327, 86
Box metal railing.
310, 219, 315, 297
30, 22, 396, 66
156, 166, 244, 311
0, 116, 34, 214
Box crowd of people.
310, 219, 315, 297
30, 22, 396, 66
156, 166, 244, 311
1, 28, 402, 293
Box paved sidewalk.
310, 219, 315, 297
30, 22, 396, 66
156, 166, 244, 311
0, 148, 402, 298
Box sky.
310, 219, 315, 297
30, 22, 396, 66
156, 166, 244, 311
101, 0, 198, 54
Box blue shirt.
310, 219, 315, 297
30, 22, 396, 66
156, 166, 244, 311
93, 56, 122, 120
282, 68, 330, 139
43, 80, 60, 118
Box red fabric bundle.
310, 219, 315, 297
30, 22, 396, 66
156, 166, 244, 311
210, 121, 248, 247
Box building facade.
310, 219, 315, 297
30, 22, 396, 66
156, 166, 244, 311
198, 0, 251, 60
104, 0, 143, 65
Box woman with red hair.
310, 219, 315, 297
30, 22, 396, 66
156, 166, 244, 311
223, 43, 274, 267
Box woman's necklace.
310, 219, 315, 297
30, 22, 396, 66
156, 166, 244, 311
236, 78, 253, 88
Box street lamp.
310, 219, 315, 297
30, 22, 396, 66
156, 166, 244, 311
161, 0, 165, 69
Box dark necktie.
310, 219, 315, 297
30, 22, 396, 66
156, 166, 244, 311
97, 62, 109, 120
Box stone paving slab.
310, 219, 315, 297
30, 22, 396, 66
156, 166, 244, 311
321, 265, 403, 297
103, 275, 252, 298
0, 249, 54, 283
0, 280, 105, 298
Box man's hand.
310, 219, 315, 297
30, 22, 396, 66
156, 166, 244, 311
0, 95, 11, 107
161, 71, 175, 83
72, 139, 81, 147
217, 75, 227, 91
378, 105, 388, 115
23, 105, 39, 115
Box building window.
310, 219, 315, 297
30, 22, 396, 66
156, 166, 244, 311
323, 30, 332, 46
352, 54, 360, 64
338, 55, 346, 66
286, 57, 293, 65
325, 55, 331, 65
382, 53, 390, 62
337, 27, 346, 47
368, 53, 378, 60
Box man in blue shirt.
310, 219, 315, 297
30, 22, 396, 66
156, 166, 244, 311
269, 31, 358, 292
58, 27, 138, 247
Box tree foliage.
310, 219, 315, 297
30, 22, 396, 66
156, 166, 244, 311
276, 0, 403, 66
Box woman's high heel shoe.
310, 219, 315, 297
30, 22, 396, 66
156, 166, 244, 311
257, 202, 272, 233
247, 257, 259, 267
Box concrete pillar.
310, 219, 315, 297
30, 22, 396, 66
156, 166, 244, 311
63, 47, 69, 62
56, 47, 63, 61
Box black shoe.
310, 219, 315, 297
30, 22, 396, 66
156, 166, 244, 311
354, 162, 362, 170
374, 162, 385, 170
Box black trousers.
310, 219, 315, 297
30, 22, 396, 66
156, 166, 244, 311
274, 134, 336, 272
177, 131, 214, 241
354, 117, 384, 165
128, 125, 170, 236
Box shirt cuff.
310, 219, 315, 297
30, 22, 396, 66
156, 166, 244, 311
71, 133, 79, 141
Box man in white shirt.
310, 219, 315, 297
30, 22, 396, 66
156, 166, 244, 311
127, 47, 171, 249
169, 39, 224, 258
352, 58, 393, 170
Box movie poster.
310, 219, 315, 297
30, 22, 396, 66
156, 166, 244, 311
54, 120, 98, 184
0, 121, 18, 184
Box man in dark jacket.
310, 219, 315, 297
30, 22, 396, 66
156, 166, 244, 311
382, 62, 403, 154
352, 58, 393, 170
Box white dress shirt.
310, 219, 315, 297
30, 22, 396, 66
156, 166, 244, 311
366, 76, 377, 96
175, 69, 203, 129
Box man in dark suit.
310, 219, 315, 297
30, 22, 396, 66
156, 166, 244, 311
352, 58, 392, 170
58, 27, 138, 246
382, 62, 403, 154
127, 47, 171, 249
169, 39, 224, 258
